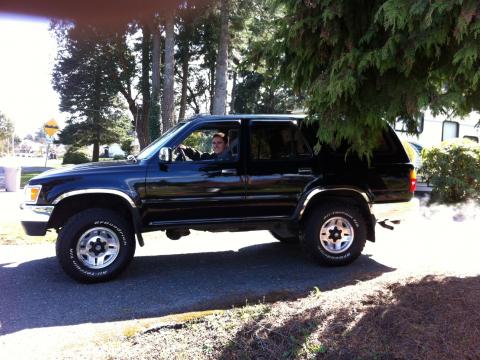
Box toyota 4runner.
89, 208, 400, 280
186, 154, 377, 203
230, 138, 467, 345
21, 115, 416, 282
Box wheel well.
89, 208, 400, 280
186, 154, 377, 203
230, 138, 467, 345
48, 194, 133, 230
300, 191, 375, 241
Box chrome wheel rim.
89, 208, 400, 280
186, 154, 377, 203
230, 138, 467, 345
76, 227, 120, 269
318, 217, 355, 254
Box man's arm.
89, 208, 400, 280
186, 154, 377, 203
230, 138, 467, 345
182, 146, 202, 161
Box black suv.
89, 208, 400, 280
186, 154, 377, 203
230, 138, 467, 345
21, 115, 416, 282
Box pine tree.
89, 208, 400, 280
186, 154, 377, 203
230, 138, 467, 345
268, 0, 480, 157
52, 22, 132, 161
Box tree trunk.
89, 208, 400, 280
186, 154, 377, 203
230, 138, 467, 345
187, 85, 201, 114
162, 14, 175, 132
140, 23, 151, 148
229, 70, 237, 113
179, 51, 189, 121
149, 20, 162, 141
209, 66, 215, 114
212, 0, 230, 115
109, 34, 149, 149
92, 117, 100, 162
92, 139, 100, 162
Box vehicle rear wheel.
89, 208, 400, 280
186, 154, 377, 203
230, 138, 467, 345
56, 208, 136, 283
301, 203, 366, 266
269, 230, 299, 244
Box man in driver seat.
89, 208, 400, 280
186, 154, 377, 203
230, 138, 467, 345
180, 132, 233, 161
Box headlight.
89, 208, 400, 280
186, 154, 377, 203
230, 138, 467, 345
24, 185, 42, 204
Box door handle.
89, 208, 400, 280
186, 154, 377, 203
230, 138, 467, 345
221, 169, 237, 175
298, 168, 312, 175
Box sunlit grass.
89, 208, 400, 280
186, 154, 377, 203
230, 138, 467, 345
0, 222, 57, 245
20, 172, 41, 187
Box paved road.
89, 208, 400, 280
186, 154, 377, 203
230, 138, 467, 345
0, 231, 395, 336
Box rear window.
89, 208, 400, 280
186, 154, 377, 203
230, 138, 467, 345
371, 127, 409, 163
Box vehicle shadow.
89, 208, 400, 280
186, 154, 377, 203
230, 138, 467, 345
0, 241, 394, 335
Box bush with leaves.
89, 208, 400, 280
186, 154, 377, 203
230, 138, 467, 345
420, 139, 480, 204
62, 148, 90, 165
120, 138, 134, 156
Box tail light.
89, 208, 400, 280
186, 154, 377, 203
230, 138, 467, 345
409, 169, 417, 193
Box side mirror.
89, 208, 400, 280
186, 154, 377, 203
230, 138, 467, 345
159, 147, 172, 162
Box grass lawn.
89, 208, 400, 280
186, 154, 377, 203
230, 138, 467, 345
0, 222, 57, 245
21, 172, 41, 187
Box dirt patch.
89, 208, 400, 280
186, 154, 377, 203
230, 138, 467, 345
60, 274, 479, 359
320, 275, 480, 359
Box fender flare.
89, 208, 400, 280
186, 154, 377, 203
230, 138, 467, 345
52, 189, 145, 246
294, 186, 375, 241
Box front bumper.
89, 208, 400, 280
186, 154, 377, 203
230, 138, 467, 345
370, 198, 418, 223
20, 203, 54, 236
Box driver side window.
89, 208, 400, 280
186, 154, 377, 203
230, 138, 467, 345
183, 129, 218, 155
176, 123, 240, 162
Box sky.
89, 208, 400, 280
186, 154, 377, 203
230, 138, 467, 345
0, 14, 65, 137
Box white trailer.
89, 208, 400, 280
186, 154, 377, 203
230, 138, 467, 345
395, 110, 480, 147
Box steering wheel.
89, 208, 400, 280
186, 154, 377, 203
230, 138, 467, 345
174, 146, 186, 161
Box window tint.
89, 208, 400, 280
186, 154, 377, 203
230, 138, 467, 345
250, 122, 312, 160
372, 130, 394, 154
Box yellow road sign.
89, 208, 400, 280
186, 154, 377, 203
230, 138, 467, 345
44, 119, 59, 137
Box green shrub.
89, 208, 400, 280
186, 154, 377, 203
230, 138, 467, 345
113, 154, 125, 160
62, 148, 90, 165
420, 138, 480, 204
121, 138, 134, 155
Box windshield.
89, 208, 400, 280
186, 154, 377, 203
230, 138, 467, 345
136, 121, 189, 160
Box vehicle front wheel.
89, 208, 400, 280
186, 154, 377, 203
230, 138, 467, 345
301, 204, 367, 266
56, 209, 136, 283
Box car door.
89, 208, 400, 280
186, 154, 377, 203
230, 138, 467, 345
245, 119, 316, 218
143, 120, 247, 225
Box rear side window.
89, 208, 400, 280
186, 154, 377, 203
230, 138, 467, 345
250, 122, 312, 161
315, 126, 408, 163
372, 127, 409, 163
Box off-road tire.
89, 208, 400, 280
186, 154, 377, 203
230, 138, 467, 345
56, 208, 135, 283
301, 203, 367, 266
